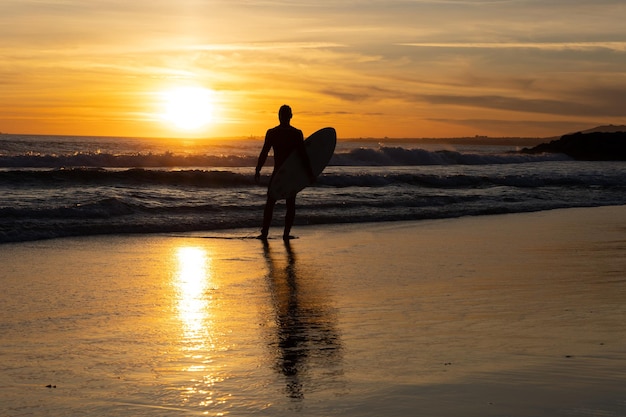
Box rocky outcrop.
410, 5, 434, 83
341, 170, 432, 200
521, 131, 626, 161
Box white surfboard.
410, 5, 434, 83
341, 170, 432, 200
268, 127, 336, 200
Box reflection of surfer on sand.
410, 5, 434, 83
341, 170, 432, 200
255, 105, 314, 241
262, 241, 343, 400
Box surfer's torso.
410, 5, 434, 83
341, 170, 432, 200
263, 125, 305, 169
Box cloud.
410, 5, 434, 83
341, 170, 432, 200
398, 42, 626, 52
424, 94, 615, 117
315, 72, 626, 119
186, 42, 346, 52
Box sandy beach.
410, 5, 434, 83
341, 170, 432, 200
1, 205, 625, 417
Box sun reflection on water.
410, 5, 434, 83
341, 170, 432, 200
175, 246, 212, 355
173, 245, 228, 408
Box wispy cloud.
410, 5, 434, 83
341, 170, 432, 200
398, 42, 626, 52
421, 93, 626, 117
186, 42, 347, 52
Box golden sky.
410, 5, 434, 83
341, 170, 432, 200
1, 0, 625, 138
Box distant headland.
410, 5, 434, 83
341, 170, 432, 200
521, 125, 626, 161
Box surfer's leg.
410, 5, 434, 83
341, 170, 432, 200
283, 195, 296, 239
259, 195, 276, 238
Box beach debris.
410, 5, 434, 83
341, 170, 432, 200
45, 384, 57, 388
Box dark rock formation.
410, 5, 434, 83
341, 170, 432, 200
521, 131, 626, 161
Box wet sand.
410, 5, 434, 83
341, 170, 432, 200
1, 205, 625, 416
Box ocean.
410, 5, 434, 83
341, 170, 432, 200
1, 132, 626, 243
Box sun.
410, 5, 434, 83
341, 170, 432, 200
160, 86, 215, 131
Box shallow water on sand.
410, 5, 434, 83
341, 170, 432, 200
1, 207, 626, 416
1, 236, 346, 416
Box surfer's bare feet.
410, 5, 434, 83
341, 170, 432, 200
256, 233, 268, 240
283, 234, 296, 241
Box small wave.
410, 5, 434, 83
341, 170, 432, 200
0, 197, 138, 219
0, 146, 569, 168
2, 166, 622, 190
316, 172, 606, 188
0, 168, 256, 187
0, 152, 259, 168
330, 146, 570, 166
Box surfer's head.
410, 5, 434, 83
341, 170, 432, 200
278, 105, 292, 124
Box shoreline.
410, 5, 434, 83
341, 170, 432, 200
4, 203, 626, 246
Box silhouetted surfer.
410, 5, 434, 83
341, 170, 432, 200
255, 105, 314, 240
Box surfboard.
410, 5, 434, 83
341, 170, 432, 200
268, 127, 337, 200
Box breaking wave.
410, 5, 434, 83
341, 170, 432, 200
0, 146, 569, 169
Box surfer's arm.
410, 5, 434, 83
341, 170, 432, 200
255, 134, 272, 182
